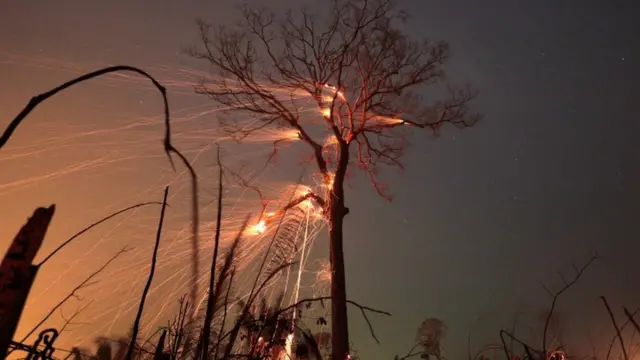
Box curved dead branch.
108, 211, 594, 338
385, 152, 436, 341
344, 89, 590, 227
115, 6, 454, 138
0, 65, 201, 314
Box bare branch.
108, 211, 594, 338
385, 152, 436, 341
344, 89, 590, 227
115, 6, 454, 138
59, 301, 93, 335
21, 247, 131, 343
605, 307, 638, 360
0, 65, 202, 319
601, 296, 628, 360
125, 186, 170, 360
39, 202, 164, 266
541, 253, 597, 356
199, 145, 224, 360
275, 296, 391, 344
190, 2, 481, 357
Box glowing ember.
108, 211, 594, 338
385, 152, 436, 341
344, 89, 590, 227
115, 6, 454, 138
324, 173, 335, 189
379, 116, 405, 125
323, 83, 345, 100
252, 219, 267, 234
302, 198, 314, 210
284, 130, 302, 140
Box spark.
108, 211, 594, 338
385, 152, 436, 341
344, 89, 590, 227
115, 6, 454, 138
302, 198, 314, 210
378, 116, 405, 125
324, 172, 335, 189
1, 53, 334, 350
283, 333, 294, 360
283, 129, 302, 141
323, 83, 345, 101
251, 219, 267, 235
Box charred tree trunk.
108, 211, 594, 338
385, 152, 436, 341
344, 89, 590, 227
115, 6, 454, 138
329, 143, 350, 360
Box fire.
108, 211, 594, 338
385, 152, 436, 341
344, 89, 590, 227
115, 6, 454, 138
324, 173, 335, 189
283, 130, 302, 141
252, 219, 267, 235
302, 198, 314, 210
379, 116, 405, 125
323, 83, 346, 100
321, 107, 331, 118
297, 185, 313, 197
282, 333, 294, 360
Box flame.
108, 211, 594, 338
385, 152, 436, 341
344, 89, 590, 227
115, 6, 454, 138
252, 219, 267, 235
282, 333, 294, 360
302, 198, 314, 210
323, 83, 346, 100
283, 130, 302, 141
379, 116, 405, 125
321, 107, 331, 118
297, 185, 313, 197
324, 173, 335, 189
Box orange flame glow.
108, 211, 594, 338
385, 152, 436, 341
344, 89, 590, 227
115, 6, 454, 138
324, 173, 335, 189
323, 83, 346, 100
252, 219, 267, 235
283, 130, 302, 141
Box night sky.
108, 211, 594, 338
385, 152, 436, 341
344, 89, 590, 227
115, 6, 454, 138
1, 1, 640, 359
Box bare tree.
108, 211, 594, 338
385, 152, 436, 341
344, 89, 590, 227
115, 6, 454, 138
190, 0, 479, 358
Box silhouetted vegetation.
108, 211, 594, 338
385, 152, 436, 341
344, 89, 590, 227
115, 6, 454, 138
3, 2, 638, 360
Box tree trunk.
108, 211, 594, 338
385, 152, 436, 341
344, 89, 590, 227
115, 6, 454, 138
329, 208, 349, 360
330, 144, 350, 360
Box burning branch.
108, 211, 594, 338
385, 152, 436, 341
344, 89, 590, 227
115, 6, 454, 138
190, 1, 480, 357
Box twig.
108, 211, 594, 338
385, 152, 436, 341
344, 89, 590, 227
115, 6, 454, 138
605, 308, 638, 360
542, 253, 597, 356
500, 330, 536, 360
213, 267, 235, 359
276, 296, 391, 344
397, 343, 423, 360
623, 307, 640, 360
59, 300, 94, 335
38, 202, 163, 266
125, 186, 169, 360
624, 307, 640, 334
600, 296, 628, 360
0, 65, 201, 318
20, 247, 131, 342
222, 177, 305, 359
200, 145, 224, 360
